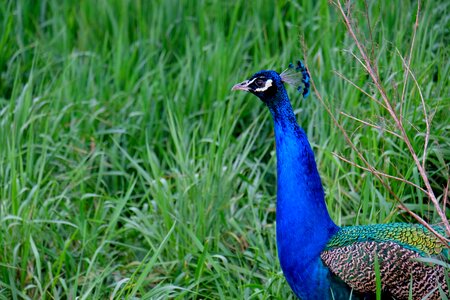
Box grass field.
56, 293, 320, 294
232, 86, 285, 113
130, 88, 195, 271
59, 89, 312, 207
0, 0, 449, 299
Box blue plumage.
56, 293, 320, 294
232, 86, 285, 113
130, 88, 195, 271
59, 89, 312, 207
231, 62, 448, 300
232, 66, 342, 298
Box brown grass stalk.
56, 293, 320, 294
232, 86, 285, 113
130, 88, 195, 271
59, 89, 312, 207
332, 0, 450, 236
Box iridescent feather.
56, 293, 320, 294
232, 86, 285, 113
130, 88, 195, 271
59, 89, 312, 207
280, 60, 311, 98
321, 223, 449, 300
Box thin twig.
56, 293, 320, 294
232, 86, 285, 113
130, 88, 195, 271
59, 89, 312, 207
303, 46, 448, 245
335, 67, 428, 137
399, 0, 421, 118
334, 0, 450, 236
340, 112, 402, 139
363, 0, 375, 63
343, 49, 371, 76
332, 153, 428, 194
315, 69, 448, 245
395, 48, 430, 171
333, 70, 386, 108
443, 177, 449, 213
334, 71, 424, 137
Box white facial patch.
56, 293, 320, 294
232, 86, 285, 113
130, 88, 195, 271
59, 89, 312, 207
246, 78, 257, 86
254, 79, 273, 92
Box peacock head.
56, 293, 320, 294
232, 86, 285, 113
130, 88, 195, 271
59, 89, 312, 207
231, 70, 282, 103
231, 60, 310, 104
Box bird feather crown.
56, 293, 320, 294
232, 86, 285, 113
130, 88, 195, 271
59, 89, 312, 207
280, 60, 311, 98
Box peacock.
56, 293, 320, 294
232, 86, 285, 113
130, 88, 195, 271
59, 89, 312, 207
231, 61, 449, 300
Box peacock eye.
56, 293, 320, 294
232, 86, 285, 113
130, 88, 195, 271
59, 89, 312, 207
255, 78, 265, 87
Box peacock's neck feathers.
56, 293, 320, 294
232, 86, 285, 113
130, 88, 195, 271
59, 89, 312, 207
268, 74, 340, 300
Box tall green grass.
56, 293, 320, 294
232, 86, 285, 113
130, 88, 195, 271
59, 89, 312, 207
0, 0, 448, 299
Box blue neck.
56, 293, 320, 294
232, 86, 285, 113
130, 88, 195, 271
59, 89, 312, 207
267, 90, 339, 299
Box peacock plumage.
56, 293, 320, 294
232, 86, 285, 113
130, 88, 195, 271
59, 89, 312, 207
231, 61, 449, 300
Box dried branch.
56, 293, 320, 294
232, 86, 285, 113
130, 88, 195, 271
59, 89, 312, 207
333, 152, 427, 194
333, 70, 386, 108
334, 0, 450, 236
340, 112, 402, 139
305, 60, 449, 245
444, 177, 449, 213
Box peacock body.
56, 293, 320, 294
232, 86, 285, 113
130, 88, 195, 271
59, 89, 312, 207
232, 62, 449, 300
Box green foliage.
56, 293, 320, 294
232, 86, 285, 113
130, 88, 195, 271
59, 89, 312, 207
0, 0, 448, 299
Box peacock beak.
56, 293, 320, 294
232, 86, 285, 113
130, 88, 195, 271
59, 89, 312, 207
231, 80, 251, 91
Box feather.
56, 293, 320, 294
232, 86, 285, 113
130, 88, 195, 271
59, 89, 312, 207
321, 240, 448, 300
280, 60, 311, 98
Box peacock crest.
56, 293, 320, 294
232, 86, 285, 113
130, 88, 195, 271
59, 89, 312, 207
280, 60, 311, 98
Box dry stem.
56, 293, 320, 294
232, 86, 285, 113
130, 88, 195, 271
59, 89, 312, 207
333, 0, 450, 236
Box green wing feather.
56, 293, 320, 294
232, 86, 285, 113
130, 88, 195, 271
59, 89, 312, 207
324, 223, 448, 256
321, 223, 449, 300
